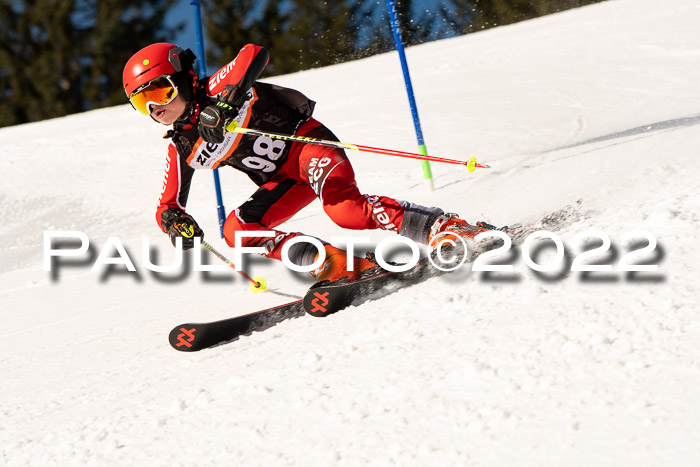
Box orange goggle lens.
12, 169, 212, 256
129, 76, 178, 115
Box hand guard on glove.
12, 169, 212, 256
198, 101, 236, 144
160, 208, 204, 250
197, 85, 247, 144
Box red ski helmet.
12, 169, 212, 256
123, 42, 197, 98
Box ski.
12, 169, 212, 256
168, 299, 305, 351
168, 202, 583, 351
302, 201, 584, 316
303, 255, 441, 317
302, 224, 505, 317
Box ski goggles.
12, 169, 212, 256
128, 75, 178, 115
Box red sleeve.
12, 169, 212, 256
205, 44, 269, 97
155, 143, 195, 232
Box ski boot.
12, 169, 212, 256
427, 213, 496, 262
311, 244, 380, 284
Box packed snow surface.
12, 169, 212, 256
2, 0, 699, 464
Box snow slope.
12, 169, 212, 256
2, 0, 700, 464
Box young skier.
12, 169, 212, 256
122, 43, 491, 283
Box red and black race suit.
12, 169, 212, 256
155, 44, 437, 260
157, 44, 315, 227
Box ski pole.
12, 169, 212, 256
225, 122, 490, 172
201, 240, 268, 294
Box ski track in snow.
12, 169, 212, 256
2, 0, 700, 465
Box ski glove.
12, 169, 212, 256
198, 101, 236, 144
197, 85, 246, 144
161, 208, 204, 250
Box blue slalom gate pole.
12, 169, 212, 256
190, 0, 227, 237
385, 0, 434, 192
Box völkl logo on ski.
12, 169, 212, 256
309, 292, 330, 314
176, 327, 197, 348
